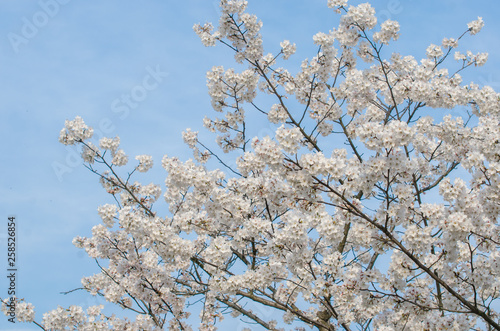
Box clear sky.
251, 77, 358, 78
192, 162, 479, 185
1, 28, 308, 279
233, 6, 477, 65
1, 0, 499, 330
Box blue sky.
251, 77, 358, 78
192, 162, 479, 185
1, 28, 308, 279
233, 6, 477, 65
0, 0, 499, 330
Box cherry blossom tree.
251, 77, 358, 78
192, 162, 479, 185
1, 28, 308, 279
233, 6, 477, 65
4, 0, 500, 330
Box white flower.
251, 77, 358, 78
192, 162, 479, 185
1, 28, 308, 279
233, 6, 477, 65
343, 3, 377, 30
313, 32, 334, 47
97, 204, 118, 227
81, 142, 99, 164
442, 37, 458, 48
182, 128, 198, 148
139, 183, 161, 200
268, 104, 289, 123
86, 305, 103, 316
373, 20, 400, 44
474, 52, 488, 66
58, 116, 93, 145
72, 236, 85, 248
276, 125, 301, 154
99, 136, 120, 153
327, 0, 348, 8
426, 44, 443, 58
454, 51, 466, 61
135, 154, 153, 172
193, 23, 218, 47
16, 301, 35, 323
468, 16, 484, 35
280, 40, 296, 59
112, 149, 128, 166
